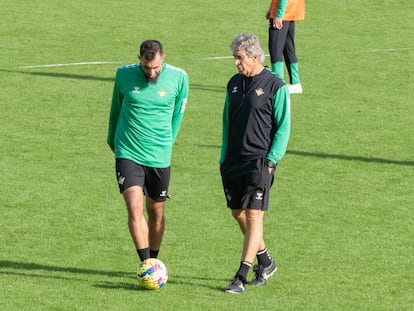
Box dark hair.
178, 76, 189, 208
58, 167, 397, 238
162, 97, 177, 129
139, 40, 163, 61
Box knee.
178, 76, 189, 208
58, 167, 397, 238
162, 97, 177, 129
126, 200, 145, 221
231, 209, 244, 222
127, 204, 144, 222
147, 202, 165, 219
245, 210, 263, 224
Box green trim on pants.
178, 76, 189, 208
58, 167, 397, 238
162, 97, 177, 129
271, 62, 285, 81
290, 63, 300, 84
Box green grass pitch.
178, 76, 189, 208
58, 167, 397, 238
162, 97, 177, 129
1, 0, 413, 310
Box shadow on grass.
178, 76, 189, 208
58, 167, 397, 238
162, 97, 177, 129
1, 270, 86, 282
167, 274, 229, 291
287, 150, 414, 166
94, 282, 143, 291
0, 69, 224, 92
0, 260, 130, 278
196, 144, 414, 167
189, 83, 225, 93
0, 69, 114, 82
0, 260, 227, 292
94, 274, 228, 292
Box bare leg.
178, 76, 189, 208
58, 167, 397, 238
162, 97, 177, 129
242, 209, 265, 263
231, 209, 266, 263
146, 197, 165, 252
122, 186, 148, 249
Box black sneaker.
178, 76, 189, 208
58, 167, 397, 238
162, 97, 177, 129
250, 259, 277, 286
225, 276, 246, 294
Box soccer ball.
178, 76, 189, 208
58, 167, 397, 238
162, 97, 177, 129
137, 258, 168, 290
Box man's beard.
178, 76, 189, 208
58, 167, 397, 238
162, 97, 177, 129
146, 73, 159, 83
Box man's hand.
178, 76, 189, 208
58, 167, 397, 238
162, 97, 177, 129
273, 17, 283, 29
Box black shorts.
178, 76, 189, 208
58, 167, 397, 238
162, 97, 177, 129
221, 158, 275, 211
115, 158, 170, 201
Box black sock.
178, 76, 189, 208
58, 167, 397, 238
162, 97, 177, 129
150, 249, 159, 258
235, 261, 251, 282
137, 248, 150, 261
257, 248, 272, 267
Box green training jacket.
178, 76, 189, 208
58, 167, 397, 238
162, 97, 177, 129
107, 62, 189, 168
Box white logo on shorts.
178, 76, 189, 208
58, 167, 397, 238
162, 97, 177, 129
255, 192, 263, 200
160, 190, 167, 197
118, 175, 126, 185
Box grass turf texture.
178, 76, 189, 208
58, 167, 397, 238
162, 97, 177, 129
1, 0, 413, 310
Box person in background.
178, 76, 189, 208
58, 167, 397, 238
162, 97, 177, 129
107, 40, 189, 264
220, 33, 291, 293
267, 0, 305, 94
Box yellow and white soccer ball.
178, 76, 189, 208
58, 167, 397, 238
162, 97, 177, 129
137, 258, 168, 290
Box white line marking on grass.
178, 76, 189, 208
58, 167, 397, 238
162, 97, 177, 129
201, 49, 413, 59
365, 48, 413, 53
18, 61, 123, 69
201, 56, 233, 60
17, 48, 412, 68
200, 54, 270, 60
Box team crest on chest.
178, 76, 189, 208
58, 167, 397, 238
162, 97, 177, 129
158, 89, 167, 97
255, 88, 264, 96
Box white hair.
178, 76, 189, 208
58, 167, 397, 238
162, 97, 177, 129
230, 33, 265, 64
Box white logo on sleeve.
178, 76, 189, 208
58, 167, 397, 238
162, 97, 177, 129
180, 98, 188, 113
